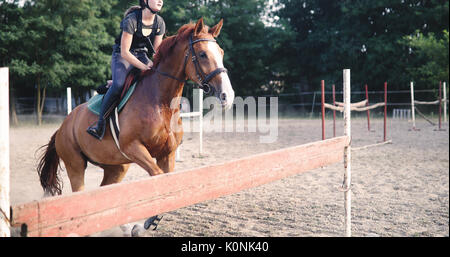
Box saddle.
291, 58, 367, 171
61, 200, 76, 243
88, 68, 142, 117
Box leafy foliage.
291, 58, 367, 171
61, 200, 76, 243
276, 0, 449, 93
0, 0, 448, 120
403, 30, 449, 88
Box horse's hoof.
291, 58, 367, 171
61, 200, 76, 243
119, 224, 132, 236
131, 224, 146, 237
144, 215, 163, 230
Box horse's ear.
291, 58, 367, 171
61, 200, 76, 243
194, 17, 205, 36
209, 19, 223, 38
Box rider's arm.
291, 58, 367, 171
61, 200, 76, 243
153, 34, 163, 56
152, 18, 165, 58
120, 31, 151, 71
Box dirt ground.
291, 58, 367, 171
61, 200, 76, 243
9, 116, 449, 237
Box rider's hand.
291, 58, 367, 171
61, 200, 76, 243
140, 63, 151, 71
141, 62, 152, 71
147, 60, 154, 69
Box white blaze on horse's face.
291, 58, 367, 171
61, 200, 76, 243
207, 41, 235, 110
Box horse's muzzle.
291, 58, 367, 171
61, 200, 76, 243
217, 88, 234, 110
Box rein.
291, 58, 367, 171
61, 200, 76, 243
153, 33, 228, 93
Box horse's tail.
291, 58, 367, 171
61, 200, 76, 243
37, 131, 62, 196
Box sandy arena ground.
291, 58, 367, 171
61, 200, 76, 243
9, 117, 449, 237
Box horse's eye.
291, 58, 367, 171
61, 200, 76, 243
199, 52, 207, 58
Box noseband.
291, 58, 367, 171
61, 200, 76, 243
154, 34, 228, 93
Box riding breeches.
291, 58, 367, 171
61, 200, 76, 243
108, 49, 151, 98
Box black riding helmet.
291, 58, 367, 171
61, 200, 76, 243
140, 0, 158, 14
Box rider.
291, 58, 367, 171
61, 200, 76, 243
87, 0, 166, 140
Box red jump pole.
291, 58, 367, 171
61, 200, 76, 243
365, 84, 371, 131
384, 82, 387, 142
332, 84, 336, 137
321, 80, 325, 140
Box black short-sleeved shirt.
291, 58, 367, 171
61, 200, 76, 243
114, 10, 166, 54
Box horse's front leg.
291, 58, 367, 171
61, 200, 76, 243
157, 150, 176, 173
156, 127, 182, 173
122, 141, 164, 176
126, 149, 175, 236
120, 141, 167, 236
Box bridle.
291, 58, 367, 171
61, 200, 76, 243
154, 34, 228, 93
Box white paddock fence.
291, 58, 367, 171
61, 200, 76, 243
392, 109, 411, 120
177, 88, 204, 161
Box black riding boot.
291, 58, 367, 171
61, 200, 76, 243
86, 89, 118, 140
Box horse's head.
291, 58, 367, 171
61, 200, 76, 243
185, 18, 235, 110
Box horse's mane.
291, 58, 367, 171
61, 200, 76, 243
152, 22, 209, 68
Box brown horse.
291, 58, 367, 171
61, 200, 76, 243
37, 18, 235, 196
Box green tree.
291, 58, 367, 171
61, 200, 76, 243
105, 0, 135, 48
1, 0, 61, 125
1, 0, 115, 124
403, 30, 449, 88
276, 0, 449, 97
59, 0, 114, 104
0, 0, 25, 125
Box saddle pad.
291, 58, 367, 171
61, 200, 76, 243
87, 83, 137, 116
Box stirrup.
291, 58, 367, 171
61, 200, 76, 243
87, 124, 105, 140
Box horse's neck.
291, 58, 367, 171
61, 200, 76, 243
136, 54, 186, 108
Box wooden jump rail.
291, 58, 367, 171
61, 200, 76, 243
414, 100, 440, 105
335, 99, 367, 108
325, 85, 373, 137
324, 102, 384, 112
11, 136, 349, 237
1, 68, 354, 237
322, 80, 389, 144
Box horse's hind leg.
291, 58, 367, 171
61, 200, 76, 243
98, 164, 133, 236
100, 164, 130, 186
60, 152, 87, 193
